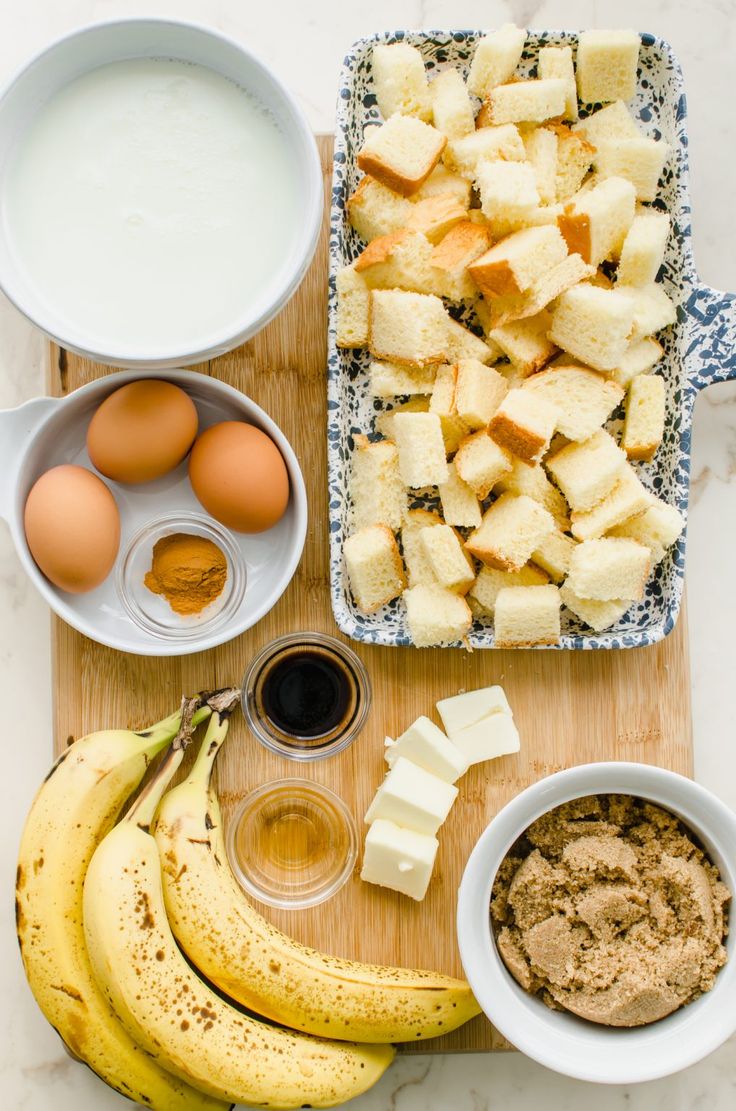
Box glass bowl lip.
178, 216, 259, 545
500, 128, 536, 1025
240, 630, 372, 761
117, 510, 246, 640
225, 776, 359, 910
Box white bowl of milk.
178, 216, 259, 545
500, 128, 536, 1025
0, 19, 322, 367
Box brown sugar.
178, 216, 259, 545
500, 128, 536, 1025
491, 794, 730, 1027
144, 532, 227, 616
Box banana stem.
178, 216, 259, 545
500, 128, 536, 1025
187, 712, 232, 790
125, 696, 200, 831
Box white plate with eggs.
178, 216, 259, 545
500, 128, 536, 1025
0, 370, 307, 655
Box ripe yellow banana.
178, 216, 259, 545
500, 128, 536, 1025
16, 697, 230, 1111
154, 708, 480, 1042
83, 708, 395, 1110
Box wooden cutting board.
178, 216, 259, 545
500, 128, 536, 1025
48, 134, 693, 1053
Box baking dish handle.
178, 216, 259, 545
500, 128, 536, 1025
685, 284, 736, 393
0, 396, 59, 523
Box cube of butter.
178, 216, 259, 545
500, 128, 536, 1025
365, 756, 458, 836
436, 685, 511, 739
452, 712, 521, 766
360, 819, 439, 901
385, 716, 468, 783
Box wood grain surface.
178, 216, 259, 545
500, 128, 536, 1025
47, 134, 693, 1054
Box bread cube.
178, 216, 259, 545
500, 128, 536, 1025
445, 317, 500, 364
484, 78, 568, 125
523, 126, 559, 205
469, 563, 548, 616
488, 389, 557, 464
608, 497, 684, 564
336, 265, 370, 347
554, 125, 596, 201
574, 101, 640, 146
430, 68, 475, 139
484, 252, 593, 329
490, 311, 558, 378
375, 397, 430, 440
455, 431, 513, 499
360, 819, 438, 901
350, 436, 406, 531
548, 284, 635, 372
369, 289, 448, 367
413, 163, 472, 205
345, 525, 407, 612
608, 336, 664, 389
368, 359, 437, 398
355, 229, 440, 295
404, 583, 472, 646
444, 124, 526, 178
431, 221, 492, 301
400, 508, 444, 587
546, 429, 627, 512
439, 461, 482, 528
622, 373, 665, 461
570, 465, 652, 540
567, 537, 651, 601
538, 45, 578, 120
476, 161, 540, 228
358, 114, 447, 197
626, 282, 677, 340
419, 524, 476, 593
405, 194, 467, 244
469, 225, 568, 299
531, 528, 577, 582
595, 137, 670, 202
560, 584, 632, 632
465, 493, 555, 571
617, 211, 670, 286
454, 359, 509, 430
392, 411, 449, 487
558, 176, 636, 266
576, 30, 640, 104
430, 363, 468, 455
467, 24, 526, 97
522, 365, 624, 441
494, 584, 561, 646
494, 460, 570, 530
347, 176, 412, 243
372, 43, 432, 121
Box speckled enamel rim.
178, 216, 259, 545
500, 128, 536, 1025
326, 30, 736, 650
456, 762, 736, 1083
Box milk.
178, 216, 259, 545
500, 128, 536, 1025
2, 59, 300, 353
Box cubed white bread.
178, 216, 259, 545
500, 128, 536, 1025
357, 114, 447, 197
488, 388, 557, 464
336, 265, 370, 347
538, 45, 578, 120
558, 176, 636, 266
576, 30, 640, 104
483, 252, 593, 329
522, 365, 624, 441
350, 435, 406, 531
570, 464, 652, 540
455, 431, 513, 499
355, 229, 441, 295
608, 336, 664, 388
430, 67, 475, 139
347, 176, 412, 242
375, 397, 430, 440
594, 137, 670, 202
431, 221, 492, 301
446, 317, 501, 364
369, 289, 449, 367
429, 363, 468, 455
412, 163, 473, 205
546, 429, 627, 512
419, 524, 476, 593
523, 125, 559, 205
622, 373, 666, 461
490, 311, 558, 377
553, 125, 596, 201
476, 161, 540, 229
345, 524, 407, 613
567, 536, 651, 601
469, 563, 548, 616
444, 124, 526, 178
617, 210, 670, 286
531, 528, 577, 582
484, 78, 568, 125
574, 101, 640, 146
439, 461, 482, 528
404, 583, 473, 646
465, 493, 555, 571
400, 508, 444, 587
360, 819, 439, 901
625, 282, 677, 340
608, 497, 684, 563
494, 460, 570, 530
392, 410, 449, 487
369, 359, 437, 398
405, 193, 468, 244
468, 225, 569, 299
548, 283, 636, 372
494, 584, 561, 647
455, 359, 509, 429
372, 43, 432, 121
467, 24, 527, 97
560, 584, 632, 632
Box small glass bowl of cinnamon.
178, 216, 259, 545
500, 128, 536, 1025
117, 512, 246, 640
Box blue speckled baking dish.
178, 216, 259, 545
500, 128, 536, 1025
327, 29, 736, 649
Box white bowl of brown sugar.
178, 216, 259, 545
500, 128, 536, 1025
457, 763, 736, 1084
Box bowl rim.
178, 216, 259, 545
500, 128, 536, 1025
0, 17, 323, 367
456, 762, 736, 1084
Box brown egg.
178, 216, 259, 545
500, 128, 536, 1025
87, 379, 198, 484
24, 465, 121, 593
189, 421, 290, 533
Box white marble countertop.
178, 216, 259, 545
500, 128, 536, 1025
1, 1, 734, 1107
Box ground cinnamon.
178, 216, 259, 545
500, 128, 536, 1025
144, 533, 227, 616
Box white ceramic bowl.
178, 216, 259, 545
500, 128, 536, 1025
0, 19, 322, 368
0, 369, 307, 655
457, 763, 736, 1084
